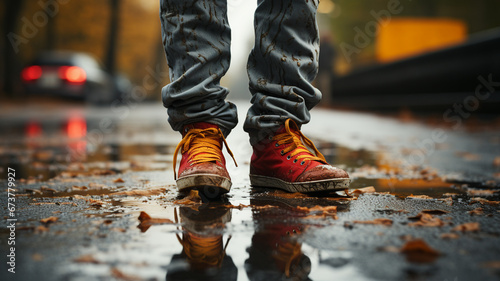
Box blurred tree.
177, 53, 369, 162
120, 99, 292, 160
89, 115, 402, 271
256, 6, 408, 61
105, 0, 120, 75
0, 0, 168, 99
2, 0, 25, 97
45, 0, 56, 50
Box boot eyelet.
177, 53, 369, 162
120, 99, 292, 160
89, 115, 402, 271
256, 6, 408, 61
287, 155, 291, 160
268, 136, 273, 140
280, 150, 284, 156
293, 159, 298, 163
275, 143, 279, 147
300, 161, 305, 165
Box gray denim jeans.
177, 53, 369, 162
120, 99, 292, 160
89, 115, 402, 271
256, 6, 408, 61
160, 0, 321, 145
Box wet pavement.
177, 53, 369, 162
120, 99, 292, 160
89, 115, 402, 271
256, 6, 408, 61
1, 100, 500, 281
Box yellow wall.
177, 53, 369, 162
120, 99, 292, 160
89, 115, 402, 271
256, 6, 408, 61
376, 18, 467, 63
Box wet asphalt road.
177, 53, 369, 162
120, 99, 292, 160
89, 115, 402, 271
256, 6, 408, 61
0, 100, 499, 281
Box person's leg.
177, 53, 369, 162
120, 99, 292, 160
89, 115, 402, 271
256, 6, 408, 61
245, 0, 350, 193
244, 0, 321, 145
160, 0, 237, 195
160, 0, 237, 136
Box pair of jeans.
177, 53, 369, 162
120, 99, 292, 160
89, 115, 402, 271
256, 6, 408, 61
160, 0, 322, 145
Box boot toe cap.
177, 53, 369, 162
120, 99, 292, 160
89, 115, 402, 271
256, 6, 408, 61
179, 162, 230, 179
296, 165, 349, 182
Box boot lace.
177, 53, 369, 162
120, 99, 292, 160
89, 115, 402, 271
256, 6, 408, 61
173, 127, 237, 179
273, 119, 327, 164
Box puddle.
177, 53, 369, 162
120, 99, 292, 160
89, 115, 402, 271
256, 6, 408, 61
2, 110, 498, 281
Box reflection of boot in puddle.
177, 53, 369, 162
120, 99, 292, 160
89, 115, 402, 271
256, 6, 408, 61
245, 225, 311, 281
166, 205, 237, 281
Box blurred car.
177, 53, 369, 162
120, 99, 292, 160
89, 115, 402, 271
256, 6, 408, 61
21, 51, 129, 104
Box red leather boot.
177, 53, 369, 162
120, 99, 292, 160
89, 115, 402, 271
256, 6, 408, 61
173, 123, 237, 194
250, 119, 350, 192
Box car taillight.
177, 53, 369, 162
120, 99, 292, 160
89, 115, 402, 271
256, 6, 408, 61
66, 116, 87, 139
25, 121, 42, 137
59, 66, 86, 84
21, 65, 42, 82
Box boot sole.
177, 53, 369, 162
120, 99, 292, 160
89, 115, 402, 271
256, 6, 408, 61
250, 174, 350, 193
176, 174, 232, 194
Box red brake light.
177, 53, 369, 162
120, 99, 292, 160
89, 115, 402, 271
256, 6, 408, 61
66, 116, 87, 139
59, 66, 87, 84
21, 65, 42, 82
25, 121, 42, 137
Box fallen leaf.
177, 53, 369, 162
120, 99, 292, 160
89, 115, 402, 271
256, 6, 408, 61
71, 185, 88, 191
173, 190, 202, 204
468, 207, 484, 216
35, 226, 49, 233
40, 216, 58, 224
351, 186, 376, 195
110, 188, 166, 197
408, 213, 445, 227
440, 233, 459, 239
270, 191, 308, 199
88, 198, 105, 207
59, 171, 80, 178
137, 211, 174, 232
469, 197, 499, 205
111, 268, 141, 281
303, 214, 338, 220
30, 202, 56, 205
438, 197, 453, 206
25, 189, 43, 195
297, 205, 337, 213
376, 209, 408, 214
309, 205, 338, 213
353, 218, 393, 226
92, 169, 115, 176
222, 204, 250, 210
325, 196, 356, 201
407, 194, 434, 200
400, 239, 440, 263
113, 178, 125, 183
40, 186, 57, 193
421, 209, 449, 215
452, 222, 480, 232
72, 195, 105, 207
73, 254, 101, 264
467, 189, 497, 196
88, 183, 108, 189
253, 205, 278, 210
